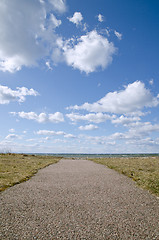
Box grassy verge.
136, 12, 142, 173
90, 157, 159, 197
0, 153, 61, 192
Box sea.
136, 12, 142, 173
28, 153, 159, 158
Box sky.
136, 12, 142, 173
0, 0, 159, 154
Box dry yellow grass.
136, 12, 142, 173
0, 153, 61, 191
90, 156, 159, 197
1, 154, 159, 197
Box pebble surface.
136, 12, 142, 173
0, 159, 159, 240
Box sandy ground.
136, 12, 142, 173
0, 159, 159, 239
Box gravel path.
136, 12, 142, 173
0, 159, 159, 240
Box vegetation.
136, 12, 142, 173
90, 156, 159, 197
1, 154, 159, 197
0, 153, 61, 191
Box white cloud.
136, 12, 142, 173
68, 81, 159, 114
109, 122, 159, 142
83, 23, 88, 31
126, 111, 149, 117
51, 49, 60, 64
125, 138, 159, 147
48, 112, 64, 123
36, 130, 65, 136
36, 130, 76, 139
0, 0, 67, 72
105, 28, 110, 37
66, 112, 114, 123
128, 122, 159, 136
64, 134, 76, 138
0, 0, 45, 72
50, 13, 62, 28
48, 0, 66, 13
109, 132, 126, 140
112, 115, 141, 126
114, 30, 122, 40
149, 78, 154, 85
0, 85, 38, 104
0, 1, 118, 74
98, 14, 104, 22
68, 12, 83, 25
79, 124, 98, 131
63, 30, 116, 74
79, 135, 109, 146
5, 134, 20, 140
46, 61, 53, 70
9, 128, 15, 133
26, 138, 37, 142
11, 111, 64, 123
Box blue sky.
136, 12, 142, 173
0, 0, 159, 153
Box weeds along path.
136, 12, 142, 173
0, 159, 159, 239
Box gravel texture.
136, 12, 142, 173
0, 159, 159, 240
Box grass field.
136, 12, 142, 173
0, 154, 61, 192
90, 157, 159, 197
1, 154, 159, 197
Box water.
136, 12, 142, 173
28, 153, 159, 158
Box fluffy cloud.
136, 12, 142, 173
79, 124, 98, 131
111, 115, 141, 126
98, 14, 104, 22
68, 12, 83, 25
11, 111, 64, 123
36, 130, 65, 135
68, 81, 159, 114
0, 1, 118, 74
66, 112, 114, 123
0, 0, 66, 72
0, 85, 38, 104
63, 30, 116, 73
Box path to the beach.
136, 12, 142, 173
0, 159, 159, 240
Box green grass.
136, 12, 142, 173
0, 153, 61, 192
90, 157, 159, 197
